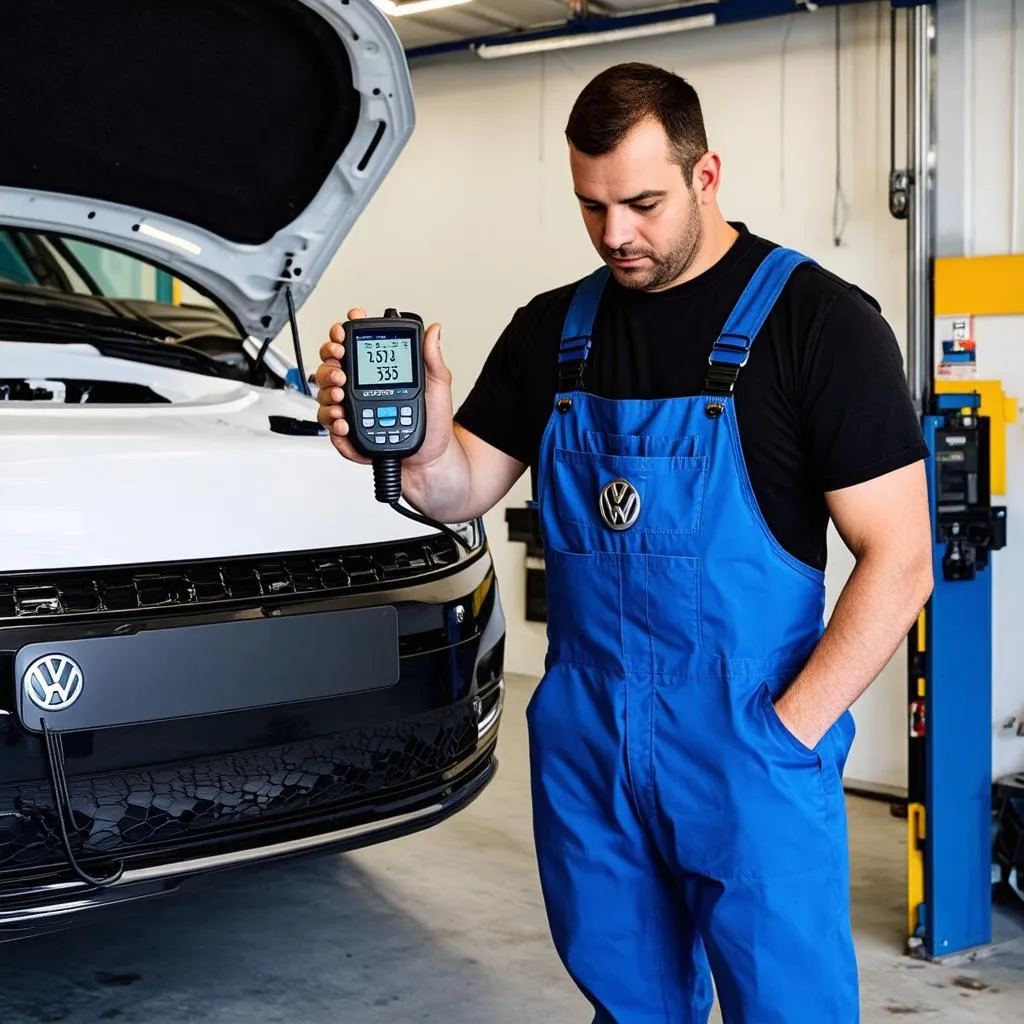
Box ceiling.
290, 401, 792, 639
378, 0, 700, 53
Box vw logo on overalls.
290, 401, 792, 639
599, 478, 641, 531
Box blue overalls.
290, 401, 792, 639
526, 247, 860, 1023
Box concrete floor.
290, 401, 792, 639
1, 672, 1022, 1022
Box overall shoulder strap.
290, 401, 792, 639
704, 246, 814, 396
557, 266, 611, 393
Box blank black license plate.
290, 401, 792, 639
15, 605, 400, 734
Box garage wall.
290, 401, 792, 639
939, 0, 1024, 260
298, 3, 913, 788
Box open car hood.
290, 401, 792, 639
0, 0, 413, 341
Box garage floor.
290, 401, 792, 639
1, 673, 1022, 1023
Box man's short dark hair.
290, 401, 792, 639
565, 63, 709, 181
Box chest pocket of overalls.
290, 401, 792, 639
551, 432, 708, 551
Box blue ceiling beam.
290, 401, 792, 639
404, 0, 933, 62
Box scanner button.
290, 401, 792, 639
378, 406, 397, 418
379, 418, 397, 429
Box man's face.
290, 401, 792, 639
570, 117, 704, 292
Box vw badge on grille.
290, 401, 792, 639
23, 655, 84, 712
599, 478, 641, 531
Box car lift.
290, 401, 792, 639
905, 385, 1009, 959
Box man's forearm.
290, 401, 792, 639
401, 434, 477, 523
774, 546, 933, 749
401, 425, 527, 525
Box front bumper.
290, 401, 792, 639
0, 535, 506, 937
0, 696, 501, 941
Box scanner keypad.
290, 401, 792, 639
363, 405, 416, 446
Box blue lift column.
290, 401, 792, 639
907, 393, 1007, 958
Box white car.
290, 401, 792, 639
0, 0, 505, 939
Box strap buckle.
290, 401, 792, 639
709, 330, 753, 365
711, 342, 751, 363
558, 358, 586, 392
703, 333, 751, 395
703, 361, 742, 395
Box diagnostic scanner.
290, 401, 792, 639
342, 308, 426, 463
339, 308, 469, 554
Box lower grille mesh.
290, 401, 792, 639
0, 703, 477, 875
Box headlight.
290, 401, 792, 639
451, 518, 486, 552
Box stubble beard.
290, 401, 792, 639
605, 191, 705, 292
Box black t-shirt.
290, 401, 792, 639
455, 226, 929, 572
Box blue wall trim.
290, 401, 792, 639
405, 0, 933, 62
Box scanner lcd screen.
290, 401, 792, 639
354, 331, 416, 388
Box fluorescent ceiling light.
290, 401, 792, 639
373, 0, 474, 15
476, 13, 716, 59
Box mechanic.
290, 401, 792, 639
315, 63, 934, 1023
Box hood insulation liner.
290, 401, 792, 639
0, 0, 361, 246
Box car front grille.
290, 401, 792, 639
0, 700, 479, 878
0, 535, 460, 622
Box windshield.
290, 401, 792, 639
0, 229, 289, 388
2, 228, 191, 303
